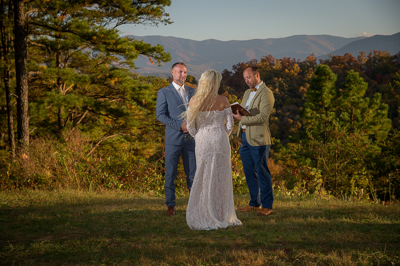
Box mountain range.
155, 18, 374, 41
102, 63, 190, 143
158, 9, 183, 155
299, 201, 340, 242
128, 32, 400, 78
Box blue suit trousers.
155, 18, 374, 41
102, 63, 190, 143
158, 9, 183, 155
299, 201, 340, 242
239, 132, 273, 209
165, 143, 196, 207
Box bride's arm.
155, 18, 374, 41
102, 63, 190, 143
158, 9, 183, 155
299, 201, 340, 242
224, 108, 234, 135
187, 115, 197, 137
186, 100, 197, 137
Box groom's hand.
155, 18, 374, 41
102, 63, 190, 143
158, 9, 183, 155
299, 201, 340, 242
232, 110, 242, 121
181, 122, 188, 133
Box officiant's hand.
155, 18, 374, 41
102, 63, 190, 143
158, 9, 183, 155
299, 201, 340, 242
181, 122, 188, 133
232, 110, 242, 121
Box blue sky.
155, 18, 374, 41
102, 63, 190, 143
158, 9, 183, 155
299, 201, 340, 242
118, 0, 400, 41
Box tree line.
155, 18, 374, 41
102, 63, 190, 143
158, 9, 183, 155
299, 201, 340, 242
221, 52, 400, 200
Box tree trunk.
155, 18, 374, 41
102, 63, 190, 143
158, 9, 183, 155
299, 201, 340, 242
1, 0, 15, 156
4, 68, 15, 156
56, 49, 64, 131
13, 0, 29, 147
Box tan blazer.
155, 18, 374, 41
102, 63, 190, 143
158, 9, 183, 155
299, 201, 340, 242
236, 82, 275, 146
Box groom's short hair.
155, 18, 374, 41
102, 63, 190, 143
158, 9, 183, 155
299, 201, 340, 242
171, 62, 186, 70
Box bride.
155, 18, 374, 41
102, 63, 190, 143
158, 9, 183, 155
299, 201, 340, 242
182, 69, 242, 230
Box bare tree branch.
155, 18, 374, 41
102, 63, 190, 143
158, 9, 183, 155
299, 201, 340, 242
87, 133, 122, 156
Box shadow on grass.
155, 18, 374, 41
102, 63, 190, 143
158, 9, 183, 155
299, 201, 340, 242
0, 193, 399, 265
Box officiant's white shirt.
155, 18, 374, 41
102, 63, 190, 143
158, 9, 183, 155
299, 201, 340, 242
242, 81, 263, 130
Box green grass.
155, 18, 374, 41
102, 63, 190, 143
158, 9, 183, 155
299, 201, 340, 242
0, 189, 399, 265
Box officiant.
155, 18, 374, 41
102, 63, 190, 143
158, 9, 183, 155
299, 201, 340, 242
232, 66, 275, 216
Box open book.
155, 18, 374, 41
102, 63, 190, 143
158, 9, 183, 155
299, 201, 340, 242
231, 102, 251, 116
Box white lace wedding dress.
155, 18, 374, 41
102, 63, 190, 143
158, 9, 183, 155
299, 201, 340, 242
186, 108, 242, 230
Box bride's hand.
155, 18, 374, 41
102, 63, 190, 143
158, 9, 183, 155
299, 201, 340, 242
181, 122, 188, 133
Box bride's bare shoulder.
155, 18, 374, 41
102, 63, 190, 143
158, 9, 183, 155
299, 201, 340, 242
217, 95, 230, 108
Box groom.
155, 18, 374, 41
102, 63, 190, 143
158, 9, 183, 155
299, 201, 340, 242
156, 62, 196, 216
233, 66, 275, 216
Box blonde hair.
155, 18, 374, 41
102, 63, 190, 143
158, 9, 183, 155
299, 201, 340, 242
181, 69, 222, 124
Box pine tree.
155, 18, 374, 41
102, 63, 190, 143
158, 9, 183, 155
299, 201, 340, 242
338, 70, 392, 142
302, 64, 337, 144
18, 0, 171, 154
2, 0, 172, 150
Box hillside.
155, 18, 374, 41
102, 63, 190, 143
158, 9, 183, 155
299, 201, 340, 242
128, 33, 400, 77
318, 32, 400, 60
129, 35, 363, 77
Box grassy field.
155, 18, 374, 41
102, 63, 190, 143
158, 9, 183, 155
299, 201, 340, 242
0, 189, 399, 265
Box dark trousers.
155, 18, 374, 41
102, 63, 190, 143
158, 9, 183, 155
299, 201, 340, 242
164, 143, 196, 207
239, 132, 273, 209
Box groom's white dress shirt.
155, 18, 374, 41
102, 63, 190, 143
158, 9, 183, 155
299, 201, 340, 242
173, 82, 188, 108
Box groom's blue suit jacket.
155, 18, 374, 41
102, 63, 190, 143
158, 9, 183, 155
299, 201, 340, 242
156, 83, 196, 146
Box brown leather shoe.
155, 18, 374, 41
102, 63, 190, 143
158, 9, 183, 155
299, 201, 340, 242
257, 208, 273, 216
238, 205, 261, 212
167, 206, 175, 216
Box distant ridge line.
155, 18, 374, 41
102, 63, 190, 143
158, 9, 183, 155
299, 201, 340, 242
127, 32, 400, 77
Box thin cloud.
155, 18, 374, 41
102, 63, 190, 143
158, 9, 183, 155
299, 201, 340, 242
359, 31, 375, 37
